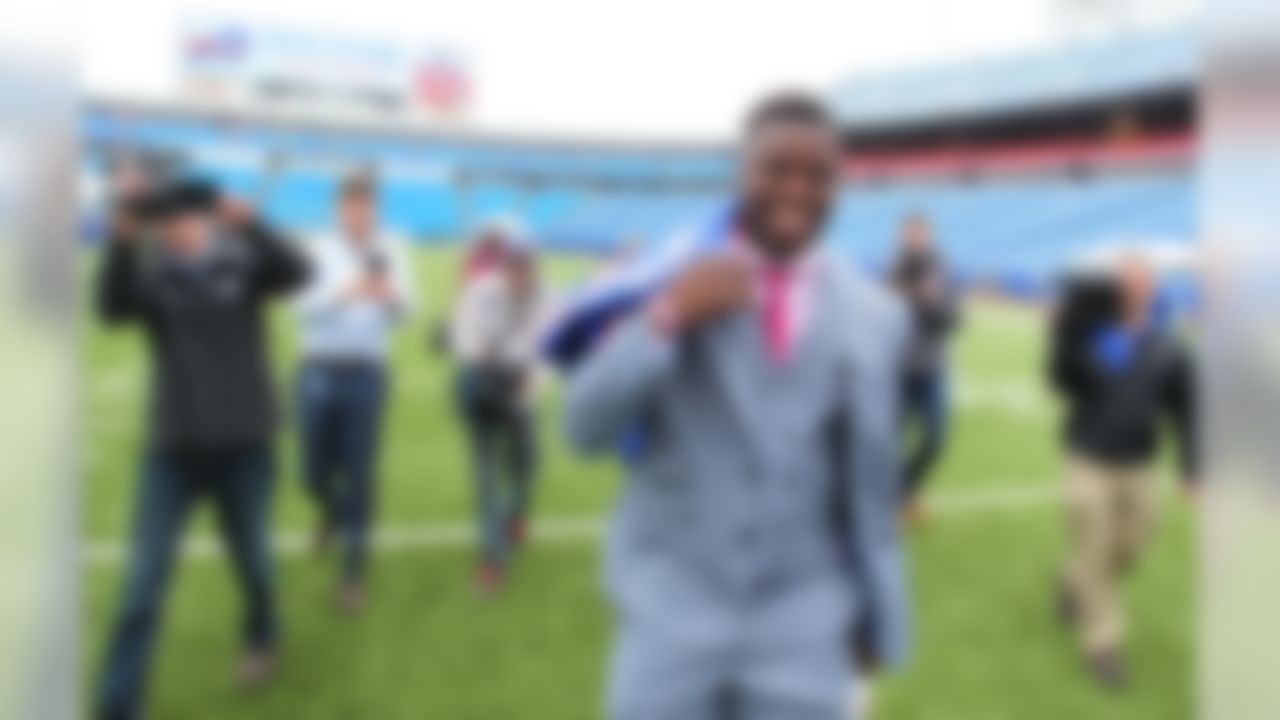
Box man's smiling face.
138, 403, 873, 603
738, 117, 841, 260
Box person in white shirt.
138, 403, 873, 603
450, 232, 545, 593
294, 174, 413, 611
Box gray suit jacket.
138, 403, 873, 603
564, 250, 909, 708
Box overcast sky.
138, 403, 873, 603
13, 0, 1198, 140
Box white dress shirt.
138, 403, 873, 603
295, 232, 415, 363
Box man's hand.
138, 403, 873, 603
108, 208, 143, 243
1182, 481, 1200, 504
917, 272, 945, 303
342, 272, 394, 303
854, 633, 880, 675
652, 254, 752, 334
218, 196, 255, 228
108, 164, 151, 242
341, 275, 375, 303
520, 368, 541, 406
110, 163, 150, 204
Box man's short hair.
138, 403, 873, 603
744, 91, 837, 137
339, 173, 377, 201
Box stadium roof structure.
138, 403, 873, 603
85, 97, 733, 157
830, 28, 1197, 127
82, 98, 735, 187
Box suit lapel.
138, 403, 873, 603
791, 258, 839, 368
700, 254, 844, 449
704, 309, 769, 449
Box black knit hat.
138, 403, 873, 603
130, 179, 220, 220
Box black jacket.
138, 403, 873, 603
1050, 324, 1198, 480
96, 219, 309, 451
892, 251, 959, 378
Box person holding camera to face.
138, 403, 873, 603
94, 171, 309, 720
1050, 254, 1197, 690
890, 212, 960, 526
450, 228, 545, 594
293, 175, 414, 613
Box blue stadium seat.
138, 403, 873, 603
830, 172, 1194, 289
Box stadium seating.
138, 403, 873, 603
80, 107, 1194, 294
832, 171, 1195, 287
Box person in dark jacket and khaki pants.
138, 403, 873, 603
94, 177, 309, 720
1050, 253, 1197, 690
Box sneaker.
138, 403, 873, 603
1086, 648, 1128, 690
475, 561, 503, 595
237, 647, 276, 690
1057, 578, 1079, 627
338, 581, 367, 615
901, 498, 927, 528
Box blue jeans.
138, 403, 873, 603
297, 361, 387, 582
455, 366, 538, 567
900, 371, 950, 499
97, 445, 277, 720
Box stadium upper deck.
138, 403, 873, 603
80, 28, 1197, 290
81, 99, 734, 247
830, 29, 1195, 128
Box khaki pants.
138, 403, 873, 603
1063, 454, 1157, 652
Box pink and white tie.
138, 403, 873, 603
761, 264, 793, 364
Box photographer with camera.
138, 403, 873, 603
1050, 253, 1197, 690
890, 212, 960, 525
294, 174, 414, 612
94, 171, 309, 720
449, 228, 545, 594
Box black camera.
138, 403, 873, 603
1055, 271, 1121, 341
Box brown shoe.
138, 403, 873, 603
475, 560, 503, 596
901, 498, 928, 529
338, 581, 367, 615
237, 647, 276, 690
1086, 648, 1128, 690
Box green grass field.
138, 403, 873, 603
82, 248, 1193, 719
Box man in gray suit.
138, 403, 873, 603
563, 93, 910, 720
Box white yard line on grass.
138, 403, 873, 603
82, 485, 1060, 567
953, 380, 1050, 419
